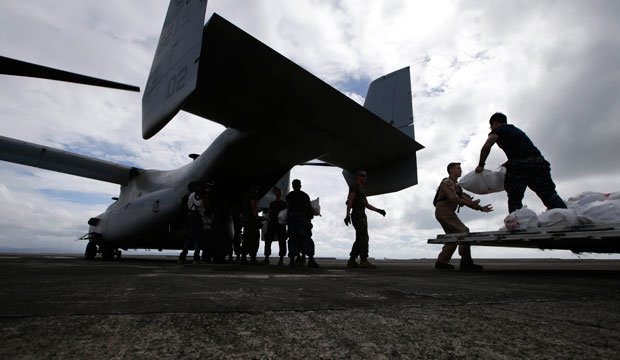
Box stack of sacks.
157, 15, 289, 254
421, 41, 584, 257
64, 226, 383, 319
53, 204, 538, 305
503, 192, 620, 230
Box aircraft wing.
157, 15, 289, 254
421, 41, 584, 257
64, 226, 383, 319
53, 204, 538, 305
0, 135, 140, 185
428, 223, 620, 253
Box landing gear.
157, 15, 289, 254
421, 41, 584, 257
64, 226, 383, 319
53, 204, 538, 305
101, 242, 115, 260
85, 241, 97, 260
116, 250, 122, 260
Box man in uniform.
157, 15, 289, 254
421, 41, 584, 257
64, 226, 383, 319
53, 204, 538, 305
179, 182, 205, 264
241, 183, 261, 265
286, 179, 319, 268
475, 112, 567, 213
344, 170, 386, 269
263, 187, 287, 265
435, 163, 493, 270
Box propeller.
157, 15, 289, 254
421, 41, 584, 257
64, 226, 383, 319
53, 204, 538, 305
0, 55, 139, 92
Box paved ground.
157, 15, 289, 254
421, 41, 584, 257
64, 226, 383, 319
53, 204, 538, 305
1, 254, 620, 359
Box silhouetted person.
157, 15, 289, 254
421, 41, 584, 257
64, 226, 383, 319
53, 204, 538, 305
344, 170, 385, 269
435, 162, 493, 270
263, 187, 287, 265
241, 183, 261, 265
286, 179, 318, 268
179, 183, 205, 264
476, 112, 567, 213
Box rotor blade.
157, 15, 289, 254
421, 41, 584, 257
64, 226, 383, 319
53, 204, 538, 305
0, 56, 140, 92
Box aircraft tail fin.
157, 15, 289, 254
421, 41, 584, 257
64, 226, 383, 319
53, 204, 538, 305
363, 67, 414, 139
141, 0, 208, 139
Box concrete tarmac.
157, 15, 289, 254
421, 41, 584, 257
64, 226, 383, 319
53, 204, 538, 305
1, 254, 620, 359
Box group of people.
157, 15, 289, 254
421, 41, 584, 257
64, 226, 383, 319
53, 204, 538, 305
433, 112, 567, 270
180, 112, 568, 271
178, 178, 320, 268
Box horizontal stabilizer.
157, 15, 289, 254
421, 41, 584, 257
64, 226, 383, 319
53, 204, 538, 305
0, 135, 140, 185
141, 0, 208, 139
181, 14, 423, 194
0, 56, 139, 92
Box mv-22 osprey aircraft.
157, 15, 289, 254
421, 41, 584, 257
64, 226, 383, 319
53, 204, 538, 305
0, 0, 423, 260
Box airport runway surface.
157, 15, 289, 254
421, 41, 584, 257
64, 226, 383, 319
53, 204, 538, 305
1, 254, 620, 359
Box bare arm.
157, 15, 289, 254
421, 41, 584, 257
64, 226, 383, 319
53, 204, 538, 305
476, 134, 498, 173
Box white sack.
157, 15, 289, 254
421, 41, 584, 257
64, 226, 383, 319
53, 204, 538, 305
565, 192, 611, 208
459, 167, 505, 195
537, 208, 580, 227
311, 197, 321, 216
504, 207, 539, 230
578, 199, 620, 224
277, 209, 287, 225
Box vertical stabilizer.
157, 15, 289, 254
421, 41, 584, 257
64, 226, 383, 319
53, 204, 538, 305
363, 67, 414, 138
141, 0, 208, 139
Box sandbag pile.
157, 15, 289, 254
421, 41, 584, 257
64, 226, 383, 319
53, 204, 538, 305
503, 191, 620, 230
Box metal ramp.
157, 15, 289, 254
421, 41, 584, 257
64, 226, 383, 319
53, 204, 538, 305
428, 223, 620, 253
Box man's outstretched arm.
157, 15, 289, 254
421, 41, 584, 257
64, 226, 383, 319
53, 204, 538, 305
475, 134, 498, 173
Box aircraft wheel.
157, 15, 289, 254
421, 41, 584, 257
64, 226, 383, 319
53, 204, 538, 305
101, 243, 115, 260
116, 250, 122, 260
85, 241, 97, 260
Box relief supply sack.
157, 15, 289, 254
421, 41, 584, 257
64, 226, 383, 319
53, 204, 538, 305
578, 199, 620, 224
504, 207, 539, 230
538, 208, 580, 227
459, 167, 505, 195
310, 197, 321, 216
565, 192, 611, 208
277, 209, 287, 225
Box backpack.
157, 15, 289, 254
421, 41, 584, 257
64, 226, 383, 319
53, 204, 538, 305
432, 178, 447, 207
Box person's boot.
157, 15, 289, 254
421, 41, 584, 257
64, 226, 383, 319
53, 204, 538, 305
249, 256, 258, 265
289, 257, 296, 268
435, 261, 455, 270
359, 258, 377, 269
277, 256, 284, 266
262, 257, 270, 265
240, 256, 248, 265
459, 259, 483, 271
347, 257, 358, 268
307, 257, 319, 268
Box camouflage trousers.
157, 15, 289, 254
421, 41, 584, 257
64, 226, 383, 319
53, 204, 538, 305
504, 156, 567, 213
350, 213, 369, 260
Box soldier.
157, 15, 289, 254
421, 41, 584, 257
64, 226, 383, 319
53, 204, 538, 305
179, 182, 205, 264
241, 183, 261, 265
476, 112, 567, 213
344, 170, 386, 269
263, 187, 287, 265
435, 163, 493, 270
286, 179, 319, 268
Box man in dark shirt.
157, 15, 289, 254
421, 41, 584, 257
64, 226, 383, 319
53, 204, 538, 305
286, 179, 318, 268
476, 112, 567, 213
263, 187, 287, 265
344, 170, 386, 269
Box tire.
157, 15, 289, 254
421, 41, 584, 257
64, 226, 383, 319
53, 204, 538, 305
85, 241, 97, 260
101, 243, 115, 260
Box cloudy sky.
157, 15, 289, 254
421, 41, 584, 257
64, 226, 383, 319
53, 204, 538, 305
1, 0, 619, 260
